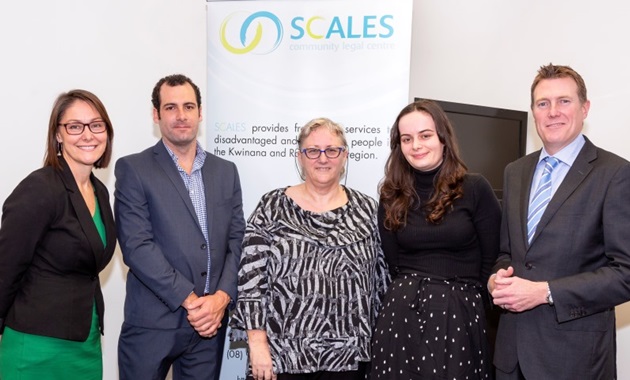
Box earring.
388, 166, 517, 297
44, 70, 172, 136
57, 142, 62, 157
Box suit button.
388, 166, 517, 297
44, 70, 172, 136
201, 271, 207, 277
525, 262, 533, 269
201, 243, 207, 250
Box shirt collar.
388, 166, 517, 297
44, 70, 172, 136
537, 134, 585, 166
163, 141, 207, 171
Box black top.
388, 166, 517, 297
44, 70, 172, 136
378, 168, 501, 285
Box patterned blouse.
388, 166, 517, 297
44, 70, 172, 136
230, 186, 389, 374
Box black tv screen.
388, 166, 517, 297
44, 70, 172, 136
416, 98, 528, 200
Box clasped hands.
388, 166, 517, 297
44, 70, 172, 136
182, 290, 230, 338
489, 266, 550, 313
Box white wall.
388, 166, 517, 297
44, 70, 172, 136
1, 1, 630, 379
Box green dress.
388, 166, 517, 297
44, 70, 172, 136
0, 199, 106, 380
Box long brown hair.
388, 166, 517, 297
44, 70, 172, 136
379, 99, 467, 230
44, 89, 114, 170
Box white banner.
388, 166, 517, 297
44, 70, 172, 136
206, 1, 412, 378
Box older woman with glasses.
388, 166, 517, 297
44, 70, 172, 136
231, 117, 389, 380
0, 89, 116, 380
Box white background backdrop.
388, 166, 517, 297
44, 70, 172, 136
2, 1, 630, 379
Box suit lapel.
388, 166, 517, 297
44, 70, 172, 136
58, 159, 102, 269
94, 179, 117, 269
520, 153, 539, 251
530, 140, 595, 245
202, 156, 215, 246
153, 141, 204, 232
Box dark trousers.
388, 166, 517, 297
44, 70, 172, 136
118, 318, 227, 380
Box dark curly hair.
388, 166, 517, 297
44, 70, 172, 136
151, 74, 201, 118
379, 99, 467, 230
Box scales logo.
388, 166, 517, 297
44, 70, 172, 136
219, 11, 395, 55
220, 11, 283, 55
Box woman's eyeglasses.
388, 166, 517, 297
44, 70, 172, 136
300, 147, 345, 159
59, 121, 107, 135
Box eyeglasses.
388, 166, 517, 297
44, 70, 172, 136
59, 121, 107, 135
300, 147, 345, 159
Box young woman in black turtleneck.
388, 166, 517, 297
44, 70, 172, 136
370, 99, 501, 380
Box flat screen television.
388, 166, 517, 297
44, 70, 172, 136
415, 98, 528, 200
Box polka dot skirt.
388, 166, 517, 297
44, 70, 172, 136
370, 274, 492, 380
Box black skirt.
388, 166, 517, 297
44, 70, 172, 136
370, 274, 493, 380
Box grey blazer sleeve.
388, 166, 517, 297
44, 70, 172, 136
204, 156, 245, 304
115, 156, 196, 311
550, 159, 630, 322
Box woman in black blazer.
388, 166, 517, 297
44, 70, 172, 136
0, 89, 116, 379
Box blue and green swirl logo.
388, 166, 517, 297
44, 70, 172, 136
219, 11, 395, 55
220, 11, 283, 55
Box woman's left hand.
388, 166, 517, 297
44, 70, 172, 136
247, 330, 277, 380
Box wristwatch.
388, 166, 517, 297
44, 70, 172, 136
546, 283, 554, 305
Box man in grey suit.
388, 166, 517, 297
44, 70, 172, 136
489, 64, 630, 379
115, 74, 245, 379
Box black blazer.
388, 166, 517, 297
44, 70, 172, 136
0, 158, 116, 341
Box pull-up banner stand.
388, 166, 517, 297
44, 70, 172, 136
206, 1, 413, 378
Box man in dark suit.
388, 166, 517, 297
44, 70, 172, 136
489, 64, 630, 379
115, 74, 245, 379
